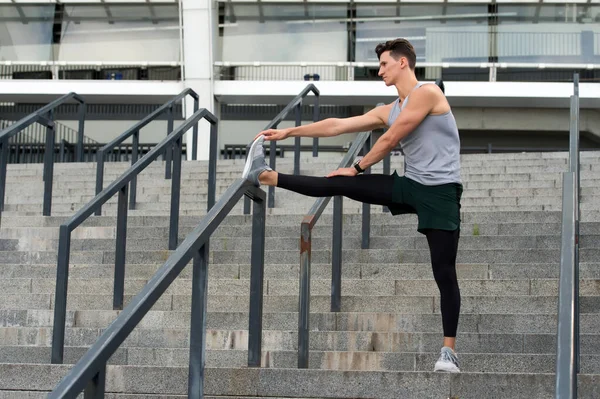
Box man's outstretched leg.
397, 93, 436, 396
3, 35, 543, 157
243, 136, 396, 207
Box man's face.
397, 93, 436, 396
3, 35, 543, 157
378, 51, 407, 86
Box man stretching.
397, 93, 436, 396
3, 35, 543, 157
242, 38, 463, 373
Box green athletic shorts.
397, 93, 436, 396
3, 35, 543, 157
389, 171, 463, 234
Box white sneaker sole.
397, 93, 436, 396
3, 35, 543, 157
434, 361, 460, 373
242, 137, 263, 179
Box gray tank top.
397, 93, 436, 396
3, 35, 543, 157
387, 82, 461, 185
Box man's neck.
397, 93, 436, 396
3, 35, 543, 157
395, 76, 419, 101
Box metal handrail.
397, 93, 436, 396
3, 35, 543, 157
48, 179, 267, 399
0, 92, 86, 159
94, 88, 200, 216
297, 130, 371, 368
555, 72, 581, 399
0, 92, 86, 224
243, 84, 320, 213
50, 107, 219, 366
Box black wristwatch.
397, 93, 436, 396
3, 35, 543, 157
353, 160, 365, 174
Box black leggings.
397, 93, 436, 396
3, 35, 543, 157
278, 173, 461, 337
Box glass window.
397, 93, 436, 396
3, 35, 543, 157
222, 4, 347, 62
57, 5, 180, 62
497, 5, 600, 63
355, 4, 490, 63
0, 5, 54, 61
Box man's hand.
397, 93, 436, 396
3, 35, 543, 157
254, 128, 291, 142
326, 167, 358, 178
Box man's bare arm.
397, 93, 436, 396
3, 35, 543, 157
256, 104, 391, 141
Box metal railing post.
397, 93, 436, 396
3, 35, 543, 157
188, 244, 209, 399
555, 172, 577, 399
298, 221, 311, 368
361, 134, 371, 249
248, 193, 266, 367
165, 105, 174, 179
0, 140, 8, 213
51, 224, 71, 364
114, 184, 129, 310
169, 136, 183, 250
331, 196, 343, 312
192, 97, 199, 161
83, 365, 105, 399
207, 122, 218, 211
312, 96, 319, 157
129, 131, 139, 210
42, 117, 55, 217
76, 102, 86, 162
294, 102, 302, 175
94, 149, 105, 216
268, 139, 277, 208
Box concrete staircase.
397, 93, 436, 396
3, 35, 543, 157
0, 151, 599, 398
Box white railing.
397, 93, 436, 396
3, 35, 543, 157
0, 61, 182, 81
214, 61, 600, 82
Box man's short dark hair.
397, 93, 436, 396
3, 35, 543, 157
375, 38, 417, 70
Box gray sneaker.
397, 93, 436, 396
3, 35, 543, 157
434, 346, 460, 373
242, 136, 272, 186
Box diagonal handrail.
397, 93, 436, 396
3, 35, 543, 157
0, 92, 86, 224
94, 88, 199, 216
297, 130, 371, 368
555, 72, 581, 399
48, 179, 267, 399
51, 107, 219, 365
243, 84, 320, 214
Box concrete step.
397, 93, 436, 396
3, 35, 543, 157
4, 309, 600, 335
1, 246, 591, 265
1, 293, 598, 313
12, 186, 600, 204
4, 220, 600, 240
2, 345, 600, 374
2, 327, 600, 354
2, 262, 600, 281
0, 211, 576, 228
0, 261, 573, 281
0, 363, 599, 398
1, 277, 598, 297
8, 234, 600, 252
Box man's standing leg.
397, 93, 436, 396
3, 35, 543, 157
425, 228, 461, 373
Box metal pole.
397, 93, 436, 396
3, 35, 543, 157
555, 172, 577, 399
51, 225, 71, 364
207, 122, 218, 211
129, 131, 139, 210
43, 121, 55, 217
361, 135, 371, 249
169, 136, 183, 250
294, 102, 301, 175
113, 184, 129, 310
83, 365, 105, 399
268, 139, 277, 208
331, 196, 343, 312
94, 150, 104, 216
312, 96, 319, 157
76, 102, 86, 162
192, 98, 199, 160
0, 140, 8, 213
188, 244, 209, 399
165, 105, 174, 180
298, 222, 311, 368
248, 194, 266, 367
244, 143, 252, 215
